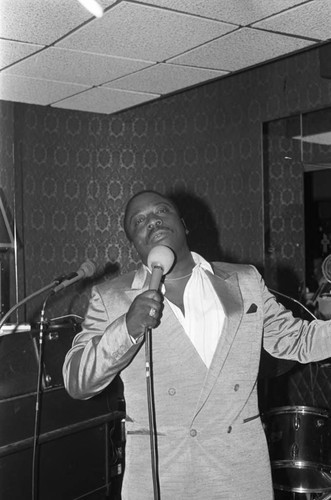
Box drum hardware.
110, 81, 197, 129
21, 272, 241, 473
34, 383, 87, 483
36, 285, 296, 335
284, 492, 331, 499
263, 406, 331, 494
294, 414, 300, 431
291, 443, 299, 460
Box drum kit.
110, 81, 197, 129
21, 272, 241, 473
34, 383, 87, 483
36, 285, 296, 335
263, 405, 331, 500
262, 256, 331, 499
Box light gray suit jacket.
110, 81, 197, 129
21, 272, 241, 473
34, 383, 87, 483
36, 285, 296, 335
63, 262, 331, 500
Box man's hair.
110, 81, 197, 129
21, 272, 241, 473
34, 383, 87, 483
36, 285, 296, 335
123, 190, 180, 241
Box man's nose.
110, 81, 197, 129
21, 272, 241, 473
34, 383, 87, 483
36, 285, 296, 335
147, 217, 162, 230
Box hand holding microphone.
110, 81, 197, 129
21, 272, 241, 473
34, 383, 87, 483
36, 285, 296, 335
126, 245, 175, 341
126, 290, 163, 340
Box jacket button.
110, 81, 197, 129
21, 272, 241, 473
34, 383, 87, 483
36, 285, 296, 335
168, 388, 176, 396
190, 429, 197, 437
234, 384, 240, 391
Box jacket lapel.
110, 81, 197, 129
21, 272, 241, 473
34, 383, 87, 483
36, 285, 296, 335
193, 268, 244, 419
124, 264, 149, 302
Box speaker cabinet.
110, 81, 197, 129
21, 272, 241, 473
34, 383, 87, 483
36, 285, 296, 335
319, 42, 331, 79
0, 321, 125, 499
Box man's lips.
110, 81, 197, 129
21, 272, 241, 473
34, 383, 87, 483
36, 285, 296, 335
148, 227, 171, 243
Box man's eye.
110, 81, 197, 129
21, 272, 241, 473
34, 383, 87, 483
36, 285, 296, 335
157, 207, 168, 214
134, 216, 145, 226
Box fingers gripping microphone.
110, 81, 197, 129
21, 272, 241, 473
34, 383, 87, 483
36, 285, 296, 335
52, 260, 96, 294
147, 245, 175, 290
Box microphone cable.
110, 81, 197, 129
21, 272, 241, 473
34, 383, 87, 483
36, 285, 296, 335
269, 288, 317, 320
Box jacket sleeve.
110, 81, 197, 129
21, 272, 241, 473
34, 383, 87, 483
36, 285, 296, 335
258, 268, 331, 362
62, 285, 143, 400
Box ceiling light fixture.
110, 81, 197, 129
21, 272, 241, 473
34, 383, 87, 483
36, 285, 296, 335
77, 0, 104, 18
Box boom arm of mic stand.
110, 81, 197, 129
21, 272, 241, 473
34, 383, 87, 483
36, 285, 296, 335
0, 280, 59, 330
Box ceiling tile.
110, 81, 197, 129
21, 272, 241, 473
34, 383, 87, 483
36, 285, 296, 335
169, 28, 315, 71
3, 47, 155, 86
52, 86, 160, 115
0, 0, 117, 45
0, 74, 88, 106
104, 63, 228, 94
0, 40, 43, 70
253, 0, 331, 40
56, 1, 237, 61
134, 0, 310, 26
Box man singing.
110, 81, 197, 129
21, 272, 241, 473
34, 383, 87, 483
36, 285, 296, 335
63, 190, 331, 499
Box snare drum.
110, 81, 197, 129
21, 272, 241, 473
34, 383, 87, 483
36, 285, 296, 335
263, 406, 331, 493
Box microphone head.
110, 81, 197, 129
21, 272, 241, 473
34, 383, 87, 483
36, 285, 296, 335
79, 260, 96, 278
322, 254, 331, 283
147, 245, 175, 275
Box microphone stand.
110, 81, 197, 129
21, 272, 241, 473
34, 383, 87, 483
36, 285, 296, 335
144, 247, 174, 500
145, 326, 160, 500
31, 292, 52, 500
0, 280, 60, 331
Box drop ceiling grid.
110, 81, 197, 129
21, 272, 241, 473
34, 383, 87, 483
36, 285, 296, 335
252, 0, 331, 41
0, 0, 329, 115
55, 1, 239, 61
131, 0, 314, 26
0, 0, 117, 45
102, 63, 228, 95
2, 47, 156, 86
0, 40, 43, 70
52, 86, 160, 115
0, 73, 89, 106
168, 28, 316, 72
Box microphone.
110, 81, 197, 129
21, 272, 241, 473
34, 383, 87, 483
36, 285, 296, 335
52, 260, 96, 294
147, 245, 175, 290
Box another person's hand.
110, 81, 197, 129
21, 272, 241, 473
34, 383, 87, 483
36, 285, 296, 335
126, 290, 163, 340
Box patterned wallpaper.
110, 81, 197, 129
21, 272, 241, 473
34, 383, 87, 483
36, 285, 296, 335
263, 116, 306, 298
1, 45, 331, 326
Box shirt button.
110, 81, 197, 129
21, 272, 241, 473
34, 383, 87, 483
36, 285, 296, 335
190, 429, 197, 437
234, 384, 240, 391
168, 388, 176, 396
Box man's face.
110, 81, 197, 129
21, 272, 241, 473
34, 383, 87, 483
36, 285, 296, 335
125, 192, 188, 265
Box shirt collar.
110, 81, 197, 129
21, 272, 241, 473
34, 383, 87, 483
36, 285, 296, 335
191, 251, 214, 275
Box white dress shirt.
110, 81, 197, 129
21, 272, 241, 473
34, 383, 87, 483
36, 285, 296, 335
164, 252, 225, 367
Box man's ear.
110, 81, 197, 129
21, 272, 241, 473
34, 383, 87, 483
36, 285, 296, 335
181, 218, 189, 235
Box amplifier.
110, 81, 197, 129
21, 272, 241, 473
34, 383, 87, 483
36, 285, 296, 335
0, 319, 126, 499
0, 319, 82, 398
